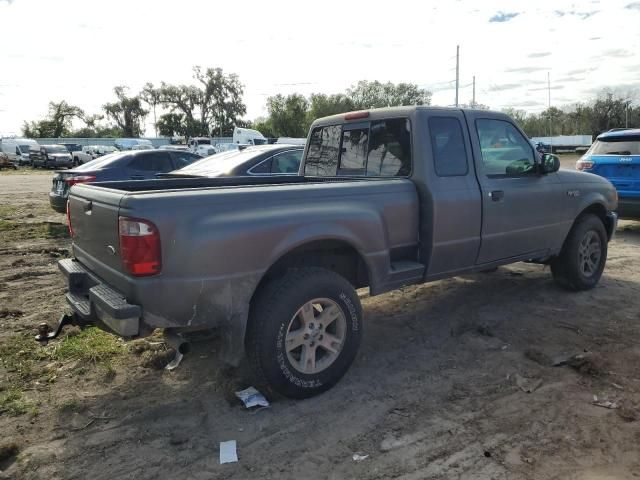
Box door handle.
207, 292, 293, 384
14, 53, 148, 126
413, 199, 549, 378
489, 190, 504, 201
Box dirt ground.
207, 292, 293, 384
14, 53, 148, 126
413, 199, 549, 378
1, 163, 640, 480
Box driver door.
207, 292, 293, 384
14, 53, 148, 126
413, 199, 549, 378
466, 115, 563, 264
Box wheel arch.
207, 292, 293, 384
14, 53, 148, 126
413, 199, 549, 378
250, 238, 372, 311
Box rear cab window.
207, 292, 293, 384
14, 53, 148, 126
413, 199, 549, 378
304, 118, 411, 177
587, 135, 640, 155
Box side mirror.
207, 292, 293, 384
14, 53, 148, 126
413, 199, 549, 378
541, 153, 560, 174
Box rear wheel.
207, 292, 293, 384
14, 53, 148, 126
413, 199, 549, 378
551, 214, 607, 291
246, 267, 363, 399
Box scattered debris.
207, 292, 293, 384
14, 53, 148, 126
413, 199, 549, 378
555, 321, 581, 334
169, 433, 189, 446
483, 450, 492, 458
592, 395, 619, 410
515, 374, 542, 393
611, 382, 624, 390
165, 349, 184, 371
352, 453, 369, 462
524, 349, 552, 367
553, 352, 607, 376
235, 387, 269, 409
220, 440, 238, 464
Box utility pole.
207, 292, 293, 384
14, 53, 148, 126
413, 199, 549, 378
472, 75, 476, 108
455, 45, 460, 107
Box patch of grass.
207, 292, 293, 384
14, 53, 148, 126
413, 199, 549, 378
0, 333, 48, 382
0, 388, 34, 416
45, 327, 128, 364
0, 205, 19, 219
0, 220, 69, 241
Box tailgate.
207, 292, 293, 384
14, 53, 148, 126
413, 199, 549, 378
591, 155, 640, 195
68, 185, 124, 272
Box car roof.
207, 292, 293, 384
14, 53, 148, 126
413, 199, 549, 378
598, 128, 640, 139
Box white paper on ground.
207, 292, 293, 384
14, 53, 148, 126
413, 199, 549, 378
220, 440, 238, 464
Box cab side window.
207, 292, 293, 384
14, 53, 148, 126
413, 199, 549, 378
428, 117, 468, 176
476, 119, 536, 177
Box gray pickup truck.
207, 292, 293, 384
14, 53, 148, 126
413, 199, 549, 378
56, 106, 618, 398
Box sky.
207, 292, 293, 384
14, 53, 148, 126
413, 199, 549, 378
1, 0, 640, 136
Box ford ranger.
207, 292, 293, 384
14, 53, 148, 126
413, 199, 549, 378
54, 107, 618, 398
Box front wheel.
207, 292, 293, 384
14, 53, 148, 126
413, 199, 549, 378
551, 214, 608, 291
246, 267, 363, 399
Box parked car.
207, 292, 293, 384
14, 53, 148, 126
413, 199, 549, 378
194, 144, 218, 157
1, 138, 38, 165
577, 128, 640, 218
115, 138, 154, 150
169, 144, 304, 177
49, 149, 201, 212
57, 106, 617, 399
60, 143, 83, 158
72, 145, 101, 165
158, 144, 190, 151
31, 144, 73, 169
0, 152, 17, 170
97, 145, 119, 156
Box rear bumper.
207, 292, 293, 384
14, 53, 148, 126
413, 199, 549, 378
49, 192, 68, 213
59, 258, 141, 337
617, 197, 640, 219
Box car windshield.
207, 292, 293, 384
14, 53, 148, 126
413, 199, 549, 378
45, 146, 68, 154
74, 152, 130, 170
172, 147, 273, 176
588, 136, 640, 155
18, 145, 31, 153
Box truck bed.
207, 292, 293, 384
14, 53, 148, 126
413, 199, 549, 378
91, 175, 370, 193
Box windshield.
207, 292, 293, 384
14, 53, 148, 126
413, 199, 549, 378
253, 138, 267, 145
18, 145, 31, 153
197, 139, 211, 145
45, 146, 68, 154
588, 136, 640, 155
74, 152, 130, 170
172, 147, 272, 176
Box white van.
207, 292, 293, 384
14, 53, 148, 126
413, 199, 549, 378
1, 138, 39, 165
232, 128, 267, 146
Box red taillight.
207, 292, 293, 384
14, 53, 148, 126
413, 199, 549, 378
345, 111, 370, 120
66, 201, 74, 237
65, 175, 96, 187
576, 160, 594, 171
118, 217, 161, 276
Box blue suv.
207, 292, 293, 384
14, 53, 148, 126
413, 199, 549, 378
577, 128, 640, 218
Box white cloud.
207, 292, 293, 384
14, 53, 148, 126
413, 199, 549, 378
0, 0, 639, 135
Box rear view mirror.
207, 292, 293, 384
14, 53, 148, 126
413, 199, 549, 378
541, 153, 560, 174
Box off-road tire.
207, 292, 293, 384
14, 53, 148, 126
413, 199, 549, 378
246, 267, 363, 399
551, 213, 607, 291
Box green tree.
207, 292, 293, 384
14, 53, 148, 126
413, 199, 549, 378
307, 93, 355, 123
157, 66, 247, 137
103, 86, 148, 137
265, 94, 309, 137
346, 80, 431, 109
156, 113, 187, 137
141, 82, 162, 137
